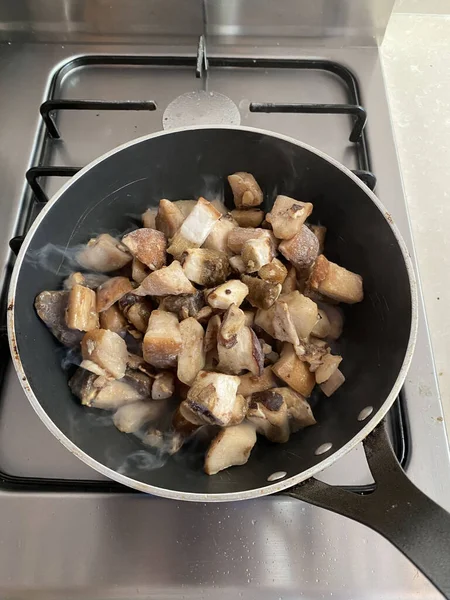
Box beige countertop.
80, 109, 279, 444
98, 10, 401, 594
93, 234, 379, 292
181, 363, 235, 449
382, 11, 450, 430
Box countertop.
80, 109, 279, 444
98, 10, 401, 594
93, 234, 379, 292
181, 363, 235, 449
382, 10, 450, 430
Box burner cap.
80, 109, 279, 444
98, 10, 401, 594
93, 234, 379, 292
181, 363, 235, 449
163, 90, 241, 130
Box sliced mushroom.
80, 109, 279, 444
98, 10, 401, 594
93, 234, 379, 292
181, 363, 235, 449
155, 199, 185, 239
238, 366, 278, 396
121, 228, 167, 271
204, 314, 221, 354
99, 303, 128, 336
308, 255, 363, 304
279, 225, 319, 271
203, 214, 237, 256
246, 390, 290, 443
167, 197, 222, 259
230, 209, 264, 228
134, 261, 196, 296
35, 291, 83, 347
142, 207, 158, 229
271, 343, 315, 397
113, 400, 165, 433
181, 371, 241, 427
227, 227, 277, 255
65, 284, 99, 332
319, 303, 344, 340
206, 280, 249, 310
118, 293, 153, 333
310, 224, 327, 254
217, 326, 263, 377
81, 329, 128, 380
159, 290, 205, 320
241, 275, 281, 310
272, 300, 299, 346
242, 237, 274, 273
265, 195, 313, 240
279, 291, 318, 339
229, 255, 246, 274
310, 309, 331, 338
258, 258, 288, 285
228, 172, 263, 208
96, 277, 134, 312
204, 422, 257, 475
273, 387, 316, 432
151, 371, 175, 400
77, 233, 132, 273
320, 368, 345, 397
90, 378, 148, 410
315, 353, 343, 384
218, 304, 246, 348
178, 317, 206, 385
131, 258, 150, 284
143, 310, 182, 369
182, 248, 230, 287
281, 266, 298, 294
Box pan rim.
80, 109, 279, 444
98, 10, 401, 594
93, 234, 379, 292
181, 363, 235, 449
7, 124, 418, 501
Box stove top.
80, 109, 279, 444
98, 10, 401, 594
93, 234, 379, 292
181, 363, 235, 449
0, 39, 448, 599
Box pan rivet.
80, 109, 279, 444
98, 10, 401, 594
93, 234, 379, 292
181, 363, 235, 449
267, 471, 287, 482
357, 406, 374, 421
315, 442, 333, 456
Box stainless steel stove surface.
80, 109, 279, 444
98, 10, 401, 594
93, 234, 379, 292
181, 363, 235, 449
0, 37, 449, 600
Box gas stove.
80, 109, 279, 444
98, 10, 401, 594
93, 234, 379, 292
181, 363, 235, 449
0, 3, 449, 598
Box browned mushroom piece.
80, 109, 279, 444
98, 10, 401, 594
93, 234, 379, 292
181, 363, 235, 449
242, 237, 274, 273
310, 308, 331, 338
320, 368, 345, 396
204, 422, 257, 475
229, 255, 246, 275
229, 394, 249, 426
77, 233, 132, 273
281, 265, 298, 294
159, 290, 205, 320
315, 353, 343, 384
142, 207, 158, 229
121, 228, 167, 271
167, 197, 222, 259
293, 337, 329, 371
230, 209, 264, 228
113, 400, 165, 433
155, 199, 185, 239
310, 224, 327, 254
254, 304, 276, 338
143, 310, 182, 369
177, 317, 206, 385
81, 329, 128, 380
126, 353, 155, 376
118, 293, 153, 333
246, 389, 290, 443
218, 304, 246, 348
228, 172, 263, 208
204, 314, 221, 354
279, 225, 319, 271
273, 387, 316, 432
172, 406, 201, 436
258, 258, 288, 285
243, 311, 255, 328
195, 305, 213, 323
272, 300, 300, 346
227, 227, 277, 255
182, 248, 230, 287
271, 343, 316, 397
181, 371, 241, 427
308, 255, 363, 304
63, 271, 86, 290
35, 291, 84, 347
206, 280, 249, 310
265, 195, 313, 240
319, 303, 344, 340
65, 284, 99, 332
279, 291, 318, 339
151, 371, 175, 400
134, 261, 196, 296
238, 366, 278, 396
131, 258, 150, 284
241, 275, 281, 310
217, 326, 264, 377
203, 214, 237, 256
68, 368, 99, 406
89, 376, 151, 410
96, 277, 134, 313
99, 303, 128, 336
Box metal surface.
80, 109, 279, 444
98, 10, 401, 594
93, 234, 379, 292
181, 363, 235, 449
0, 40, 448, 599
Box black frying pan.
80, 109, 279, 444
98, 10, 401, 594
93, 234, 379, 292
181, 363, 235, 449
7, 126, 450, 597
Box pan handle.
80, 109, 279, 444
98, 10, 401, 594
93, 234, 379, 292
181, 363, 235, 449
284, 421, 450, 599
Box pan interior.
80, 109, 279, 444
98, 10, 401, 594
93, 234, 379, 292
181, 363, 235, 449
12, 128, 413, 496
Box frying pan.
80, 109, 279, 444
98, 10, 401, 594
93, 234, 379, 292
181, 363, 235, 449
7, 126, 450, 597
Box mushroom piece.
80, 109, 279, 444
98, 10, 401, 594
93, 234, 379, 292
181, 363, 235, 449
173, 199, 197, 217
155, 199, 185, 239
319, 303, 344, 340
311, 308, 331, 338
68, 368, 99, 406
99, 303, 128, 336
65, 284, 99, 332
266, 195, 313, 240
142, 207, 158, 229
122, 228, 167, 271
181, 371, 241, 427
118, 294, 153, 333
241, 237, 274, 273
182, 248, 230, 287
271, 343, 316, 397
279, 225, 319, 271
243, 311, 255, 328
134, 261, 196, 296
254, 304, 277, 338
81, 329, 128, 380
229, 255, 246, 275
96, 277, 134, 312
195, 305, 213, 323
177, 317, 206, 385
320, 368, 345, 397
310, 224, 327, 254
131, 258, 150, 284
90, 378, 149, 410
227, 227, 277, 255
206, 280, 249, 310
218, 304, 246, 348
63, 272, 110, 291
258, 258, 288, 285
203, 214, 237, 256
217, 326, 264, 376
159, 290, 205, 320
113, 400, 165, 433
151, 371, 175, 400
238, 366, 278, 396
273, 387, 316, 432
308, 255, 364, 304
167, 197, 222, 259
228, 172, 263, 208
230, 209, 264, 228
315, 353, 343, 384
241, 275, 281, 310
280, 291, 318, 339
281, 266, 298, 294
143, 310, 182, 369
77, 233, 132, 273
35, 291, 84, 347
204, 314, 221, 354
204, 422, 257, 475
272, 300, 299, 346
246, 390, 290, 443
63, 271, 86, 290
